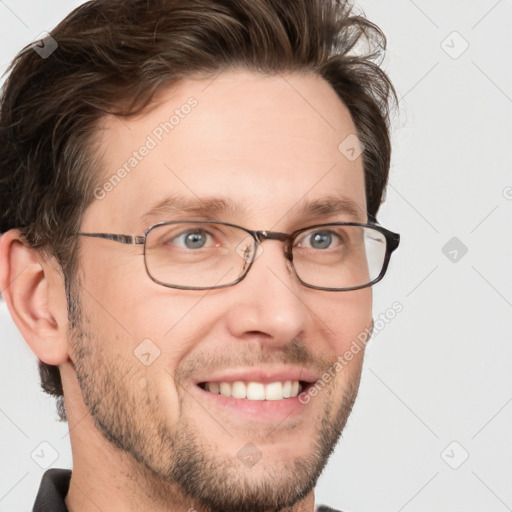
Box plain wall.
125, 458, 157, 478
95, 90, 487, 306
1, 1, 511, 511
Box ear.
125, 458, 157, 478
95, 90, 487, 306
0, 230, 69, 365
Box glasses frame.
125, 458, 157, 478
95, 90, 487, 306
77, 220, 400, 291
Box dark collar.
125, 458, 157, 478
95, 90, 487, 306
32, 468, 71, 512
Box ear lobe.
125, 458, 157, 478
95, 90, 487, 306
0, 230, 69, 366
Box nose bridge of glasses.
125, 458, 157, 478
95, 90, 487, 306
254, 230, 293, 259
255, 230, 289, 242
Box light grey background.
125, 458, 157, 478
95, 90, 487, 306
1, 1, 511, 511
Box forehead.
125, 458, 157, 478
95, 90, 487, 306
85, 70, 367, 231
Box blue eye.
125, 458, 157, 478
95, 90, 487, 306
298, 230, 342, 250
174, 230, 212, 249
308, 231, 333, 249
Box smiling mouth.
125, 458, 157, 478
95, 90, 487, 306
198, 380, 311, 400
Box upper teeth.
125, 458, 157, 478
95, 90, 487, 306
205, 380, 301, 400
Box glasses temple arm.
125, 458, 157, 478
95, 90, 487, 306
77, 233, 145, 245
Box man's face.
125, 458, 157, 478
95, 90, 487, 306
70, 70, 372, 511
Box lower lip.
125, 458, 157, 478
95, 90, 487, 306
193, 385, 309, 421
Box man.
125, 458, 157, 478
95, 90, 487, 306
0, 0, 399, 511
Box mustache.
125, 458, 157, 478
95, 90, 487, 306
175, 338, 334, 382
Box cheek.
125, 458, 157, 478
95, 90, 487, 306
117, 288, 225, 385
79, 241, 211, 338
313, 287, 372, 354
78, 245, 225, 379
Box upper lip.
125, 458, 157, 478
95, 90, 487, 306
194, 367, 320, 385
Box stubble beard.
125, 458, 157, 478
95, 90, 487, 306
68, 296, 362, 512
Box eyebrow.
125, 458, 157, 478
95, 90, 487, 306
140, 195, 245, 227
140, 194, 367, 229
296, 197, 367, 222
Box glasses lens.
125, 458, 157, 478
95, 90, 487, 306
292, 225, 387, 290
144, 222, 255, 289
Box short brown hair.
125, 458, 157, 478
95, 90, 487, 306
0, 0, 396, 420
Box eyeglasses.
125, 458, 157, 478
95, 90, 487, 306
77, 220, 400, 291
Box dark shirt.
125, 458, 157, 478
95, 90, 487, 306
33, 469, 70, 512
33, 468, 342, 512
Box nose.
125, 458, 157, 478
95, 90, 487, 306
224, 240, 310, 344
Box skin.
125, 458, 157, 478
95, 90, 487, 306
0, 70, 372, 512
